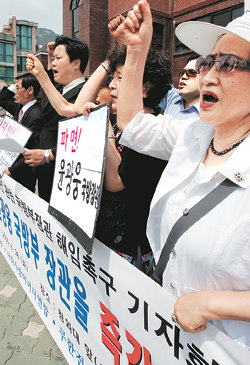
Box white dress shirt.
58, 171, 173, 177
62, 76, 85, 95
120, 111, 250, 350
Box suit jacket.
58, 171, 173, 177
36, 78, 85, 202
0, 87, 42, 191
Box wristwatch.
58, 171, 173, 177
44, 149, 50, 164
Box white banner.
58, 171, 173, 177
0, 176, 249, 365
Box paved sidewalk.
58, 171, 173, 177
0, 252, 68, 365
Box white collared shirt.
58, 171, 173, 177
62, 76, 85, 95
120, 111, 250, 349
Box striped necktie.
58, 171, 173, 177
18, 109, 23, 123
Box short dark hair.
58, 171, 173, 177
54, 35, 89, 73
108, 44, 127, 74
108, 45, 172, 108
15, 73, 40, 97
143, 48, 172, 108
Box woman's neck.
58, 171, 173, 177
203, 125, 250, 168
212, 127, 250, 152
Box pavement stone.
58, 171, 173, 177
0, 252, 68, 365
16, 295, 36, 320
5, 315, 27, 336
0, 348, 13, 363
5, 286, 26, 310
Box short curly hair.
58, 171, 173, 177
107, 45, 172, 108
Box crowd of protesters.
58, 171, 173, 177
0, 0, 250, 350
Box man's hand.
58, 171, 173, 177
123, 0, 153, 49
108, 15, 127, 45
23, 149, 46, 167
26, 54, 45, 77
2, 168, 11, 177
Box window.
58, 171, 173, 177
152, 23, 164, 50
70, 0, 81, 39
16, 25, 32, 50
0, 42, 13, 62
175, 5, 244, 53
0, 66, 14, 82
212, 11, 231, 26
232, 6, 244, 20
17, 57, 27, 72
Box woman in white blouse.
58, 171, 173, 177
114, 0, 250, 350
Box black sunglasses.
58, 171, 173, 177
179, 68, 199, 78
196, 54, 250, 74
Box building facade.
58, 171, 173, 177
0, 17, 37, 83
63, 0, 244, 83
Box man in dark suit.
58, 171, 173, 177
0, 73, 42, 192
28, 35, 89, 202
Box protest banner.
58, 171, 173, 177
49, 104, 109, 254
0, 115, 31, 174
0, 175, 250, 365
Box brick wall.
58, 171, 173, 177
63, 0, 108, 76
63, 0, 244, 80
32, 27, 37, 53
89, 0, 109, 74
63, 0, 72, 36
109, 0, 170, 19
174, 0, 243, 23
10, 17, 17, 77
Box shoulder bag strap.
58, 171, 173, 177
152, 178, 238, 285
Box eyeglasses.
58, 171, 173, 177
196, 54, 250, 74
179, 68, 199, 78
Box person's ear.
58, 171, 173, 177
73, 59, 81, 71
27, 86, 34, 96
142, 81, 151, 98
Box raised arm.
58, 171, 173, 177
108, 15, 127, 45
26, 54, 109, 118
117, 0, 153, 131
26, 54, 75, 117
104, 123, 124, 192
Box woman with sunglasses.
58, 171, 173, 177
114, 0, 250, 349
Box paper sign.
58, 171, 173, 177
49, 104, 109, 254
0, 115, 31, 173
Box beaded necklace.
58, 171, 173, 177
210, 135, 248, 156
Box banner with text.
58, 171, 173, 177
0, 176, 249, 365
